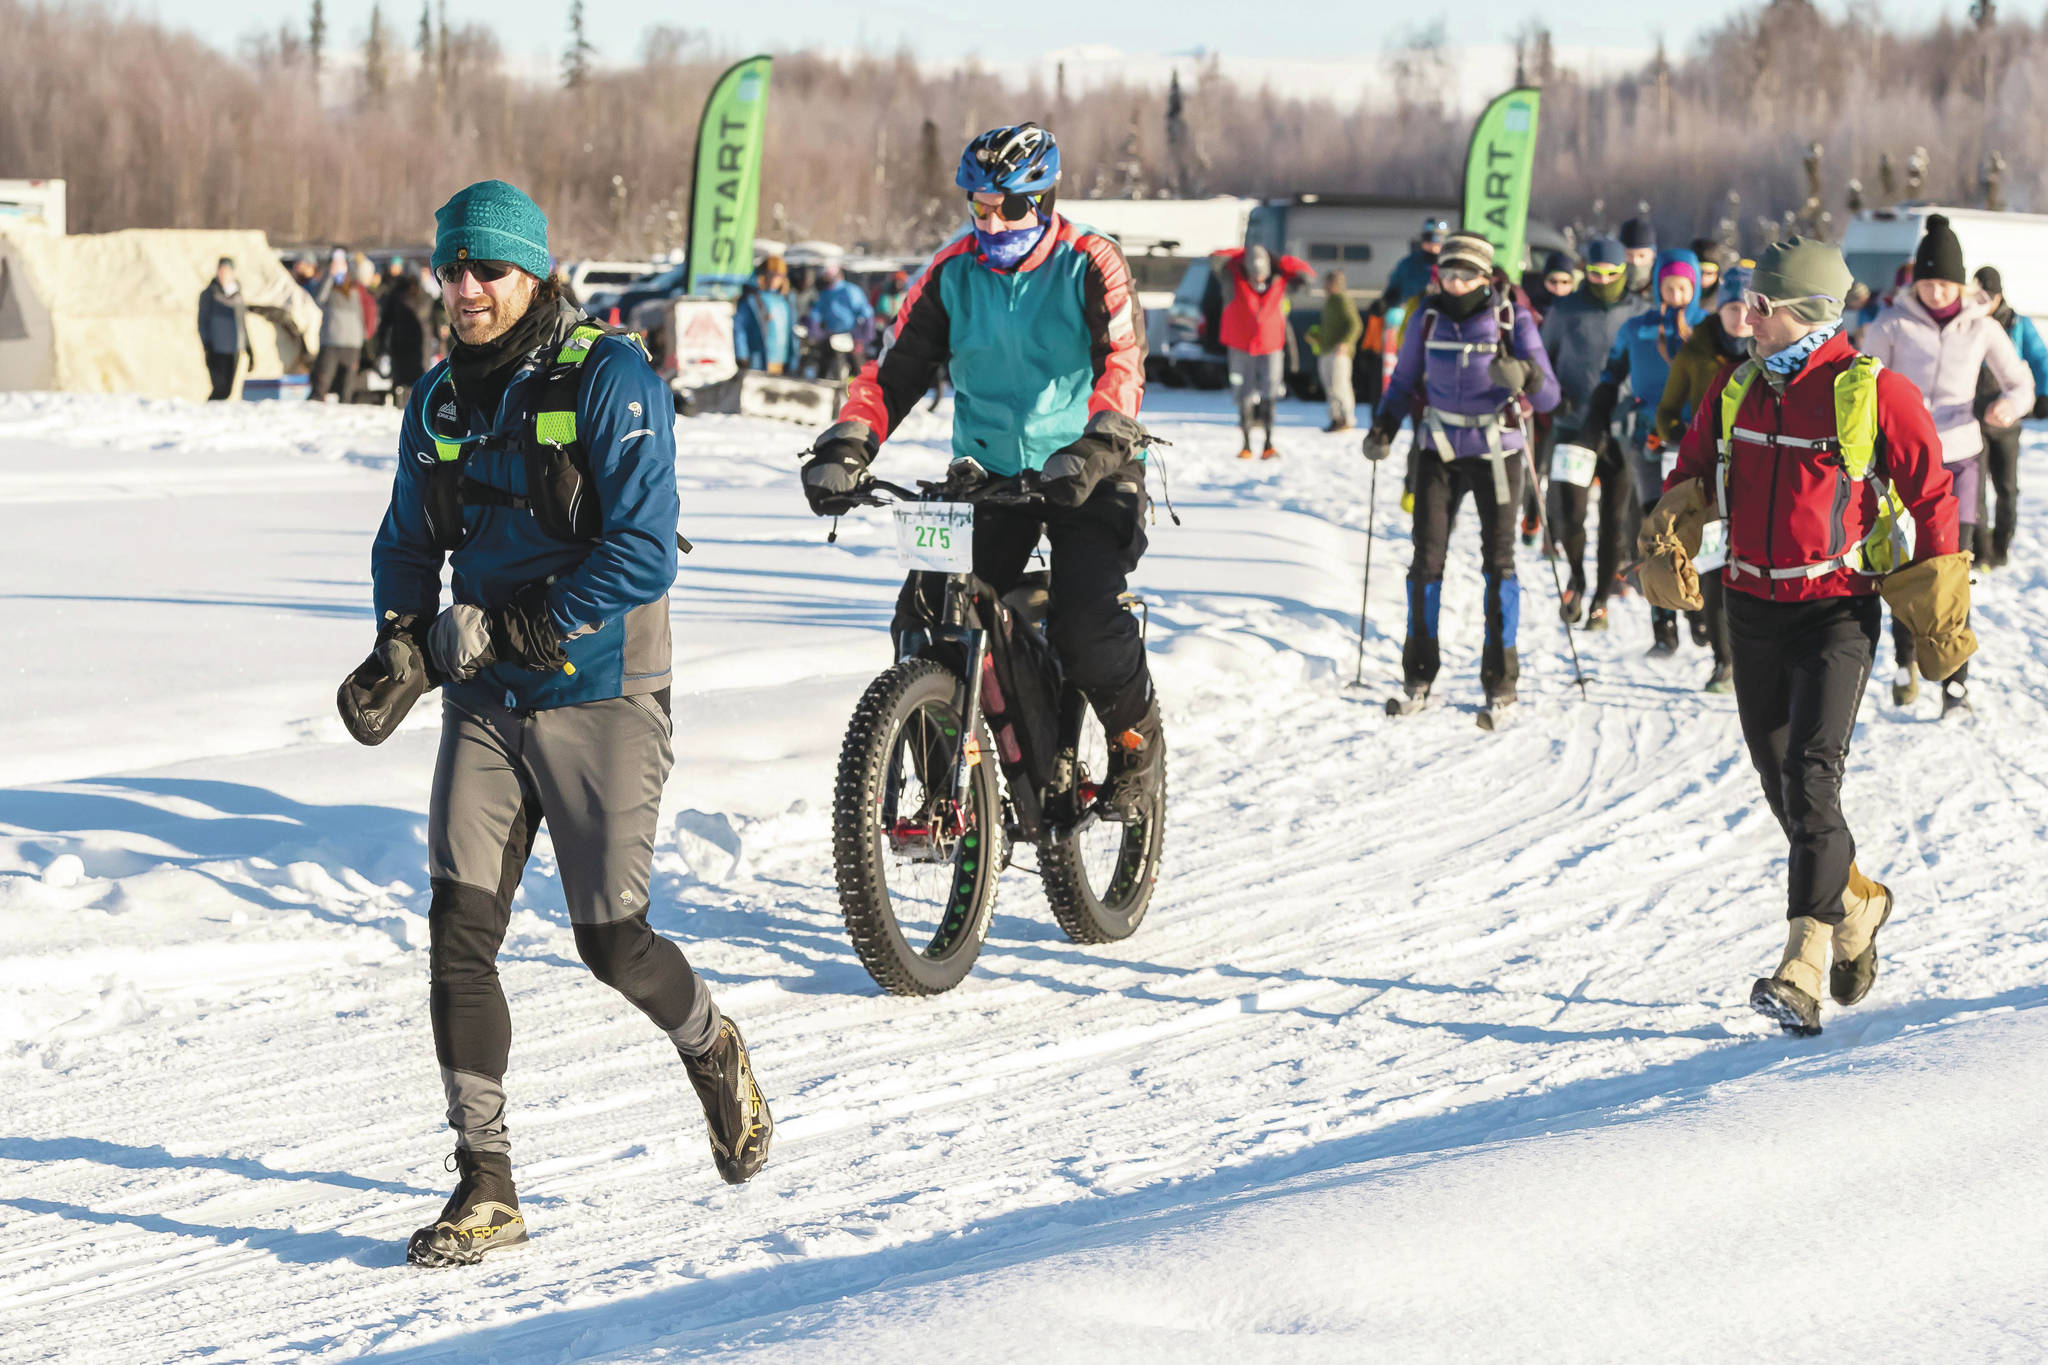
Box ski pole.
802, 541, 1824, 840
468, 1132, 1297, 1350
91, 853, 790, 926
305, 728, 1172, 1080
1523, 445, 1588, 700
1351, 457, 1380, 688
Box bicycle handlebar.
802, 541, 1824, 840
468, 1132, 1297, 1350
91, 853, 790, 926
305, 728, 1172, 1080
845, 471, 1045, 509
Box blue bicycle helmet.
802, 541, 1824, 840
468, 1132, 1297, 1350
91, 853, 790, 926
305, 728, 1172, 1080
957, 123, 1062, 196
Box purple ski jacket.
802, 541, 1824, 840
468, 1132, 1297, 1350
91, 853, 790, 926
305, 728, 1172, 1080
1381, 290, 1560, 458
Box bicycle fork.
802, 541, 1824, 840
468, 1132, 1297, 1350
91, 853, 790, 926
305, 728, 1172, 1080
950, 628, 989, 815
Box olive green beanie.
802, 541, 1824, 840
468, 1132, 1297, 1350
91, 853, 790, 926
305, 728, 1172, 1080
1749, 237, 1853, 324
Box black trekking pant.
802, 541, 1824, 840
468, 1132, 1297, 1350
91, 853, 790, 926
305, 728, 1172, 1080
1726, 590, 1878, 924
1552, 435, 1633, 602
1404, 446, 1523, 695
1981, 420, 2020, 562
1700, 570, 1732, 667
312, 344, 360, 402
892, 474, 1154, 731
204, 349, 239, 401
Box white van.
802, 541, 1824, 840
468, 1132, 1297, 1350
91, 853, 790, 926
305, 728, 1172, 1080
1841, 206, 2048, 326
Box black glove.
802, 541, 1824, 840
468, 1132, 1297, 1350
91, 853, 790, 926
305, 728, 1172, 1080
1040, 413, 1141, 509
1361, 427, 1396, 462
802, 420, 878, 516
1582, 381, 1620, 440
1489, 356, 1533, 395
2033, 394, 2048, 422
489, 582, 569, 673
337, 612, 439, 746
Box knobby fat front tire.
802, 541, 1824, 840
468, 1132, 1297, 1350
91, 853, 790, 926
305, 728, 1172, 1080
1038, 744, 1166, 945
832, 659, 1003, 996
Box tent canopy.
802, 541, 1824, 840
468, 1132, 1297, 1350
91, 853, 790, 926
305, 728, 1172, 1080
0, 226, 324, 399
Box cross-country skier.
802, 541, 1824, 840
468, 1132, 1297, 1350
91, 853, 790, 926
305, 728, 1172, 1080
1363, 231, 1560, 729
799, 123, 1162, 816
1584, 248, 1707, 654
1642, 237, 1972, 1036
1538, 236, 1648, 626
351, 179, 772, 1268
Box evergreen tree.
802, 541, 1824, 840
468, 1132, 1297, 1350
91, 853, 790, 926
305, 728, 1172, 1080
308, 0, 326, 98
364, 4, 389, 97
562, 0, 595, 90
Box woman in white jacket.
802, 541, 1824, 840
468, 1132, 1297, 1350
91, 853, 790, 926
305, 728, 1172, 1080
1860, 214, 2033, 715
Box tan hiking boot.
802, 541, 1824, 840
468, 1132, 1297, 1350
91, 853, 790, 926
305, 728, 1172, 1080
1830, 864, 1895, 1006
1750, 916, 1828, 1036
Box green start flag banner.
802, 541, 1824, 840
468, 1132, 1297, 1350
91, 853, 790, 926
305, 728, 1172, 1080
685, 55, 773, 297
1461, 87, 1542, 278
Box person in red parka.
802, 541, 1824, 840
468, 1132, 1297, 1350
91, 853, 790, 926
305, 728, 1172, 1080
1642, 238, 1971, 1038
1211, 244, 1315, 459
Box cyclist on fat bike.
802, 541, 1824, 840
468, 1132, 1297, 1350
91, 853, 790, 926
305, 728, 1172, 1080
801, 122, 1161, 816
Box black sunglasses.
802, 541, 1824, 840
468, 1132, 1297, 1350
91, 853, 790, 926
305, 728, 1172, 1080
435, 259, 517, 286
967, 191, 1043, 222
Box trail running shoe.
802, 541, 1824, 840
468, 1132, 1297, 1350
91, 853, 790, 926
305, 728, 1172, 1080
683, 1018, 774, 1185
407, 1149, 527, 1268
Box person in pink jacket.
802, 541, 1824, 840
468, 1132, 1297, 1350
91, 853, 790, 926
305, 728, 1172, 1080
1859, 213, 2033, 716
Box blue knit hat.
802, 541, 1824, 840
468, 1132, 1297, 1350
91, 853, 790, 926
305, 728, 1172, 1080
432, 180, 550, 280
1585, 236, 1626, 268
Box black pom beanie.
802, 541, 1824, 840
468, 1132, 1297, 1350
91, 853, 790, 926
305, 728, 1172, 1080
1913, 214, 1965, 284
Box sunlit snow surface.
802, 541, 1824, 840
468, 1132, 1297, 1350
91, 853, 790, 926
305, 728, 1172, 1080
3, 388, 2046, 1362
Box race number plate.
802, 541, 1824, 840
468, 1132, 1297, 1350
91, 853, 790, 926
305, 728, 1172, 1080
1696, 518, 1729, 573
1551, 443, 1599, 488
893, 503, 976, 573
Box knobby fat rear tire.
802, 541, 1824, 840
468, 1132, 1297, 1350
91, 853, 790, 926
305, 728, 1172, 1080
1039, 747, 1166, 945
832, 659, 1003, 996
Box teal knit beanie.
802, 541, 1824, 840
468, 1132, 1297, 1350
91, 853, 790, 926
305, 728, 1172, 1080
432, 180, 550, 280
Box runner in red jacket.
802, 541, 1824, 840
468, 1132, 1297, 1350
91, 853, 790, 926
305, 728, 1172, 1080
1211, 245, 1315, 459
1649, 238, 1969, 1038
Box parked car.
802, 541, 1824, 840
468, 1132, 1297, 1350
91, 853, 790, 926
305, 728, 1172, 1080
590, 263, 690, 327
1162, 261, 1229, 390
567, 259, 660, 303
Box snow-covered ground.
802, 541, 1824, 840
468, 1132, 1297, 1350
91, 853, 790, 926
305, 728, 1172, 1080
4, 387, 2047, 1362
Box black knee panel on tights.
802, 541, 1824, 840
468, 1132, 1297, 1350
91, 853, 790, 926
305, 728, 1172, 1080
573, 914, 703, 1036
429, 878, 513, 1076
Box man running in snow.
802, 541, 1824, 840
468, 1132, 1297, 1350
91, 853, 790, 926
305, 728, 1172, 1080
1642, 237, 1970, 1037
799, 123, 1163, 817
361, 179, 772, 1268
1363, 231, 1560, 727
1212, 243, 1316, 459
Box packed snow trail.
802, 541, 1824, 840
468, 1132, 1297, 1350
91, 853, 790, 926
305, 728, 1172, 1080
2, 390, 2046, 1361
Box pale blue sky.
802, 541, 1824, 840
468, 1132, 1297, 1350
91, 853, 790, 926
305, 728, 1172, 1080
135, 0, 1972, 68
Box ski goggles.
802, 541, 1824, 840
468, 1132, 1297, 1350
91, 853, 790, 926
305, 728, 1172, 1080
967, 190, 1045, 222
434, 258, 518, 286
1584, 263, 1625, 281
1742, 288, 1839, 319
1437, 264, 1487, 284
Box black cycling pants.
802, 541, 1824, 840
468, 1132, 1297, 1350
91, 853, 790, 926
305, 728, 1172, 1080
893, 475, 1153, 731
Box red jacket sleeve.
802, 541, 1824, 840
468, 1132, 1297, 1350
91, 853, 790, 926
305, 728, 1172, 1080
1075, 230, 1145, 420
1279, 254, 1317, 285
837, 238, 971, 442
1667, 367, 1733, 494
1874, 367, 1958, 561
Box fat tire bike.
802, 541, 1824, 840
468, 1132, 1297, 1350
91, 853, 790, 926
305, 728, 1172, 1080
830, 460, 1167, 995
